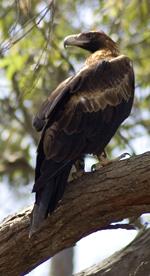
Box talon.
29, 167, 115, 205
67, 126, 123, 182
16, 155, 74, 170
122, 152, 131, 158
92, 152, 131, 171
72, 172, 77, 179
116, 152, 131, 160
72, 170, 85, 179
93, 161, 103, 171
91, 164, 96, 171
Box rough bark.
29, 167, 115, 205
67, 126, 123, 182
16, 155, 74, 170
1, 152, 150, 276
74, 227, 150, 276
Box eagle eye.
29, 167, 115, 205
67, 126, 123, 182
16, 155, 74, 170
86, 33, 94, 39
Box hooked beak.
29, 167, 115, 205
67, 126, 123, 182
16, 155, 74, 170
64, 34, 89, 48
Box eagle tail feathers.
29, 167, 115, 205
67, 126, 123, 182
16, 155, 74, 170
29, 161, 73, 237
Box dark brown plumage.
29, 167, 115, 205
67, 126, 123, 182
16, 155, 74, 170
29, 30, 135, 236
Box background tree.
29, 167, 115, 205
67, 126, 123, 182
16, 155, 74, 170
0, 0, 150, 275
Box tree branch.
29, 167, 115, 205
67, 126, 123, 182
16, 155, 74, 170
1, 152, 150, 275
74, 227, 150, 276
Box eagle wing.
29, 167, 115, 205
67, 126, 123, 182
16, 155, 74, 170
34, 55, 134, 161
33, 56, 134, 132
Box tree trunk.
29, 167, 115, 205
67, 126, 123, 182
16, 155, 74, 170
50, 247, 74, 276
0, 152, 150, 275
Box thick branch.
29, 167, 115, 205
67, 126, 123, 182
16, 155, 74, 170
1, 152, 150, 275
74, 227, 150, 276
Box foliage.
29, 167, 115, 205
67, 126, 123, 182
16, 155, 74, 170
0, 0, 150, 187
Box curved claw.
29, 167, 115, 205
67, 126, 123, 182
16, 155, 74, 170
72, 170, 85, 179
91, 152, 131, 172
91, 164, 96, 171
120, 152, 131, 159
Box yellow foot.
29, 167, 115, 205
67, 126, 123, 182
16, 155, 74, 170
92, 153, 130, 171
72, 170, 86, 179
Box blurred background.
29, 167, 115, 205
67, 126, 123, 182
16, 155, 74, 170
0, 0, 150, 275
